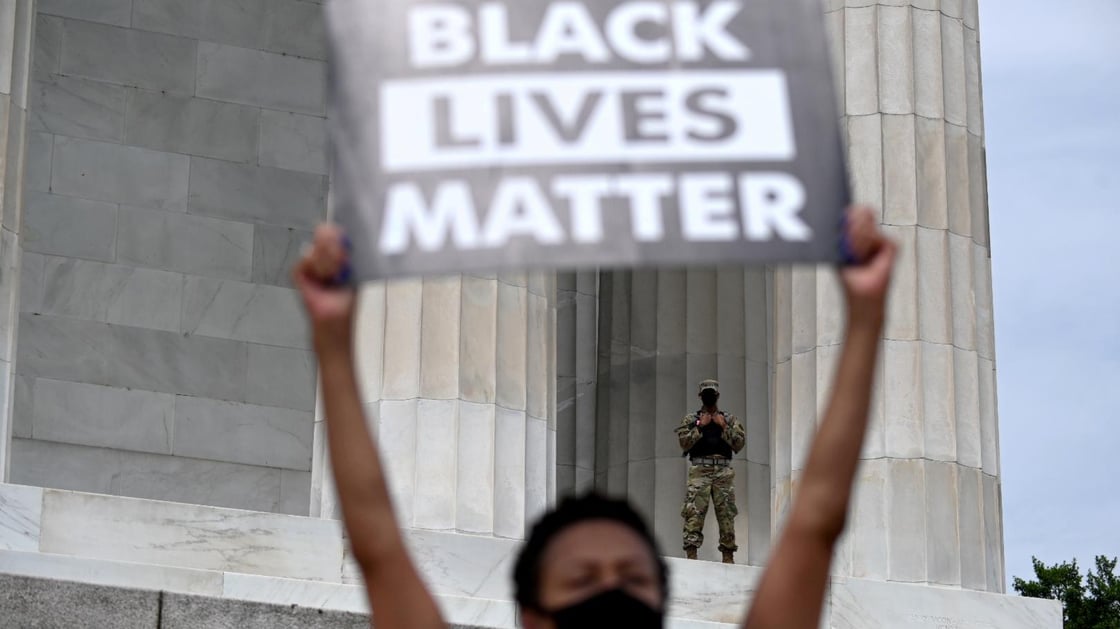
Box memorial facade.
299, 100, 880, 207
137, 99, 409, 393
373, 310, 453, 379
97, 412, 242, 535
0, 1, 1062, 626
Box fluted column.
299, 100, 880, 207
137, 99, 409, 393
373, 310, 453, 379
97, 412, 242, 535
312, 272, 556, 540
0, 0, 32, 481
592, 268, 771, 564
556, 271, 598, 497
771, 0, 1002, 592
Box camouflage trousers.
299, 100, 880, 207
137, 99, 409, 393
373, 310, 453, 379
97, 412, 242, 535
681, 463, 738, 553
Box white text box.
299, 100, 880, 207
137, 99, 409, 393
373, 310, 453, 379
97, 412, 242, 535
380, 70, 795, 172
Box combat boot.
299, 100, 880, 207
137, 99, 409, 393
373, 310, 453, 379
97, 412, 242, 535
685, 547, 698, 560
722, 551, 734, 564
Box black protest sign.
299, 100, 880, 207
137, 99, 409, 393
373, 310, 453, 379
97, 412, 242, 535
326, 0, 848, 279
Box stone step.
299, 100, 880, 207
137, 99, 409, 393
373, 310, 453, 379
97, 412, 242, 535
0, 554, 736, 629
0, 483, 744, 627
0, 572, 403, 629
0, 483, 1061, 628
0, 551, 508, 628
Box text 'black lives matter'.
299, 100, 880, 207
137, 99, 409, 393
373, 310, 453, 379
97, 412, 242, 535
327, 0, 849, 279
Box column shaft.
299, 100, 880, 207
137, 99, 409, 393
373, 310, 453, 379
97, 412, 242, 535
771, 0, 1002, 592
312, 273, 556, 540
556, 271, 598, 496
0, 0, 33, 481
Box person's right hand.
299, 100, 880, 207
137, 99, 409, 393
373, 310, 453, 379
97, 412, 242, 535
698, 412, 712, 427
292, 224, 356, 350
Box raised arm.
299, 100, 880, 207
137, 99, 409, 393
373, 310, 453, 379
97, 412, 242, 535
293, 225, 444, 629
744, 207, 896, 629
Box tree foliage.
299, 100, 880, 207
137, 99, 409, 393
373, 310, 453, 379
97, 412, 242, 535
1013, 555, 1120, 628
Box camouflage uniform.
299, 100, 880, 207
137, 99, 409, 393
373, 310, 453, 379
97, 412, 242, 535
677, 410, 745, 553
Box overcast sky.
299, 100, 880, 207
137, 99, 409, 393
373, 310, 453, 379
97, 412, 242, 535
978, 0, 1120, 587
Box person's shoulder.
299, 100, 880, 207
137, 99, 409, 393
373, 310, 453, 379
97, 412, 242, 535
724, 412, 742, 424
680, 411, 698, 424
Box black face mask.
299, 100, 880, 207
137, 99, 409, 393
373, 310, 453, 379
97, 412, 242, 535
547, 588, 663, 629
700, 391, 718, 407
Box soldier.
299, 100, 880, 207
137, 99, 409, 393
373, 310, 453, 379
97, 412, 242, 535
677, 379, 745, 563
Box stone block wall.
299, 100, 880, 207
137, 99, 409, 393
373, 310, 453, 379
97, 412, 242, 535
10, 0, 328, 515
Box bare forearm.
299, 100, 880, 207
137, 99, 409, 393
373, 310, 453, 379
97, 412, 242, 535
743, 313, 882, 629
295, 226, 443, 628
792, 314, 882, 539
744, 207, 894, 629
319, 345, 445, 628
317, 344, 404, 565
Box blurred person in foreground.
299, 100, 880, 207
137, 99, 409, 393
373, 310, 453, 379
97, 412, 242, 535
292, 206, 896, 629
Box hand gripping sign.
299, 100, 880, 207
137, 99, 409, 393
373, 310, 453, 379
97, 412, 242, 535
326, 0, 848, 279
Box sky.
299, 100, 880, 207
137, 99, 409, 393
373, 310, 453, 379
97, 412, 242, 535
978, 0, 1120, 587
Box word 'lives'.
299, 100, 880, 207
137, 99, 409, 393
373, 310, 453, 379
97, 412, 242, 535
377, 0, 808, 254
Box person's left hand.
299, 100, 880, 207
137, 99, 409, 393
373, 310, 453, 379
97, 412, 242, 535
840, 206, 896, 324
713, 413, 727, 429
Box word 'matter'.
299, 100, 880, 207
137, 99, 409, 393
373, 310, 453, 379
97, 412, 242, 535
380, 172, 809, 252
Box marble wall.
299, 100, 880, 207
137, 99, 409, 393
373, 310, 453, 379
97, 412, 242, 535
9, 0, 327, 514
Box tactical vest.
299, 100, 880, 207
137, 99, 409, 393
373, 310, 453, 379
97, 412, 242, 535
686, 411, 733, 460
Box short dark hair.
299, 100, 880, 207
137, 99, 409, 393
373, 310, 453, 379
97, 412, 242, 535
512, 492, 669, 612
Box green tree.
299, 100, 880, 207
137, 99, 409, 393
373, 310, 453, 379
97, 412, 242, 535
1014, 555, 1120, 628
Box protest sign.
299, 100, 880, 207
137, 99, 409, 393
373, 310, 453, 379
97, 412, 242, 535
326, 0, 848, 278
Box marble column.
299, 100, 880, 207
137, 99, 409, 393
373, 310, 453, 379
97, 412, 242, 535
555, 271, 598, 497
591, 267, 771, 565
0, 0, 33, 481
770, 0, 1003, 592
313, 273, 557, 540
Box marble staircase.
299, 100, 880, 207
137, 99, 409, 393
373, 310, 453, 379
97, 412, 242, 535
0, 483, 744, 628
0, 483, 1059, 628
